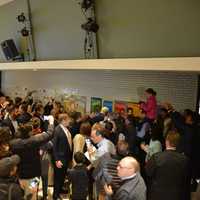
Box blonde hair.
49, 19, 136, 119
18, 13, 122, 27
92, 122, 105, 136
166, 131, 180, 147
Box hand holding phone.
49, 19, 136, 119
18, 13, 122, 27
85, 138, 91, 148
29, 178, 40, 189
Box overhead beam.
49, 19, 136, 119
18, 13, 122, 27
0, 0, 15, 7
0, 57, 200, 72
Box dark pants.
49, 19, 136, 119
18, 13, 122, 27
72, 199, 86, 200
53, 166, 67, 199
42, 175, 48, 198
88, 168, 94, 200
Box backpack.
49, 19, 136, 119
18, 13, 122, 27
0, 183, 14, 200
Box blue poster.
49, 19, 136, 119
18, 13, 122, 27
103, 100, 113, 112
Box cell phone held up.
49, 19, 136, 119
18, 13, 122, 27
29, 178, 40, 189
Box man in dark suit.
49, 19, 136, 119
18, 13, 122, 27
1, 104, 19, 138
53, 113, 73, 200
145, 131, 190, 200
16, 103, 32, 124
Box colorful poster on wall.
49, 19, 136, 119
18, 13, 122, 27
114, 101, 127, 113
127, 102, 141, 117
103, 100, 113, 112
64, 95, 87, 114
91, 97, 102, 113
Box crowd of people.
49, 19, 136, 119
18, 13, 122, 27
0, 88, 199, 200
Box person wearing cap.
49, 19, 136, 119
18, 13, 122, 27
90, 106, 109, 124
101, 106, 109, 115
0, 155, 24, 200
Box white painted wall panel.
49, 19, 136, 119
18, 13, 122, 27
2, 70, 198, 112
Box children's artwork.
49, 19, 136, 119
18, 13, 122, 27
114, 101, 127, 113
91, 97, 102, 113
103, 100, 113, 112
127, 102, 141, 117
64, 95, 87, 114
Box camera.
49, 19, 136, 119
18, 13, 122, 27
81, 18, 99, 33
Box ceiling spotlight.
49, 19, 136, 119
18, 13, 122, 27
21, 27, 29, 37
81, 18, 99, 33
81, 0, 94, 10
17, 13, 26, 23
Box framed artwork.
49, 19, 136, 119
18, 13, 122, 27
103, 100, 113, 112
64, 95, 87, 114
114, 101, 127, 113
91, 97, 102, 113
127, 102, 141, 117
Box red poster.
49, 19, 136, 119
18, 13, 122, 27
114, 101, 127, 113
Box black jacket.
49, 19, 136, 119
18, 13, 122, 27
16, 112, 32, 124
67, 164, 89, 199
10, 124, 54, 151
0, 177, 23, 200
9, 124, 54, 179
52, 125, 72, 167
145, 150, 190, 200
1, 117, 16, 138
17, 146, 41, 178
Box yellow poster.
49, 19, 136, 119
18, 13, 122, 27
64, 95, 86, 114
127, 102, 141, 117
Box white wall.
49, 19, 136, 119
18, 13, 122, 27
96, 0, 200, 58
1, 0, 200, 61
2, 70, 198, 112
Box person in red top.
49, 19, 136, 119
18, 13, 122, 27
140, 88, 157, 121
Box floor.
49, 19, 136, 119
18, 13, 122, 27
38, 186, 69, 200
38, 187, 199, 200
37, 182, 200, 200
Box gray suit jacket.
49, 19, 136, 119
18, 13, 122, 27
113, 173, 146, 200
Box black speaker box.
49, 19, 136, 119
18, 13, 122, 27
1, 39, 20, 60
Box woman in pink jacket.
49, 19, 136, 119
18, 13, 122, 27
140, 88, 157, 121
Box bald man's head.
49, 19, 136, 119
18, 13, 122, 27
117, 156, 140, 178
